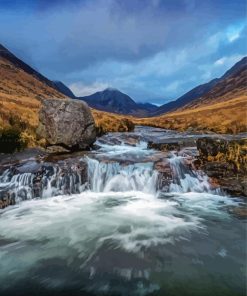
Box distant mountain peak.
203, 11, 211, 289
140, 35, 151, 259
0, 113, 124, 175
78, 87, 158, 116
104, 87, 119, 92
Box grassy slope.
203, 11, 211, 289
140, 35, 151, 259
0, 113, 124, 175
133, 94, 247, 134
92, 109, 135, 134
0, 56, 67, 128
1, 45, 245, 148
0, 55, 69, 147
0, 55, 135, 147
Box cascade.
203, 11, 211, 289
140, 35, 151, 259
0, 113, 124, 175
86, 157, 158, 194
168, 153, 219, 193
0, 165, 86, 203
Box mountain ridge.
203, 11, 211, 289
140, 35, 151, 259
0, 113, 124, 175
153, 56, 246, 116
78, 88, 158, 116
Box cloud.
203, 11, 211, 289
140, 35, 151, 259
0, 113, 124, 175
1, 0, 246, 75
0, 0, 246, 104
226, 23, 246, 43
69, 82, 110, 97
214, 57, 226, 66
214, 54, 245, 67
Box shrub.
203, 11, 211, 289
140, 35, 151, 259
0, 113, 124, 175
0, 127, 27, 153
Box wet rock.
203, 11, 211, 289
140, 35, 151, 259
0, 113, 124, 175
45, 145, 71, 154
37, 98, 96, 151
148, 142, 181, 152
0, 157, 88, 207
196, 137, 247, 197
148, 138, 196, 152
0, 192, 15, 209
154, 159, 173, 191
0, 148, 46, 166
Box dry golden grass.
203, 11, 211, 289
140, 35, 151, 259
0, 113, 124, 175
1, 50, 246, 150
0, 55, 136, 146
92, 109, 135, 134
0, 57, 66, 130
133, 95, 247, 134
0, 56, 68, 147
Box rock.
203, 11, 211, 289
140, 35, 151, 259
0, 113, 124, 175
196, 137, 247, 197
154, 159, 173, 191
37, 98, 96, 151
148, 141, 181, 152
147, 138, 196, 152
0, 156, 89, 207
46, 145, 70, 154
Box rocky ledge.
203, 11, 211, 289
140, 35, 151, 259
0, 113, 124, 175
147, 134, 247, 197
147, 138, 196, 152
37, 98, 96, 152
196, 137, 247, 197
0, 156, 88, 209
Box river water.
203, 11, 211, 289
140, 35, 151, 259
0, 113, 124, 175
0, 127, 246, 296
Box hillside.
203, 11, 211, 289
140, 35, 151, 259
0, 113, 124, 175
134, 57, 247, 134
135, 95, 246, 134
182, 57, 247, 109
0, 44, 67, 133
0, 44, 135, 147
153, 57, 247, 116
79, 88, 158, 116
152, 78, 219, 116
92, 109, 134, 134
53, 81, 76, 98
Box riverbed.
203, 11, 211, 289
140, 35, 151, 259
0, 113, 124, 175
0, 127, 246, 296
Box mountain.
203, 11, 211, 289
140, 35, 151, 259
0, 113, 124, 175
137, 102, 158, 112
0, 44, 136, 141
79, 88, 158, 116
0, 43, 67, 131
152, 78, 219, 116
53, 81, 76, 98
181, 56, 247, 110
0, 44, 66, 101
153, 57, 247, 116
135, 57, 247, 133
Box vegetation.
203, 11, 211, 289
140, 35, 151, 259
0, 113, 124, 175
92, 109, 135, 135
0, 127, 26, 153
133, 95, 247, 134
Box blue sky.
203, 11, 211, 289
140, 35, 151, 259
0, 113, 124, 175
0, 0, 246, 104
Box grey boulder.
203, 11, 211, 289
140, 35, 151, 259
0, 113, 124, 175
37, 98, 96, 151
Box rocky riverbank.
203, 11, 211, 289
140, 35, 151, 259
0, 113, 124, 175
147, 133, 247, 197
196, 137, 247, 197
0, 149, 88, 209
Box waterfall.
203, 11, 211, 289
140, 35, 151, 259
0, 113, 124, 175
0, 156, 159, 206
86, 157, 158, 194
0, 164, 86, 204
168, 154, 217, 193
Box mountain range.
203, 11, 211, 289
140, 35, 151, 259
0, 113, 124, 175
153, 56, 247, 115
76, 57, 246, 117
0, 42, 246, 136
78, 88, 158, 116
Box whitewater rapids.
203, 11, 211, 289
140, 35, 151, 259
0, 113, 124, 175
0, 127, 245, 296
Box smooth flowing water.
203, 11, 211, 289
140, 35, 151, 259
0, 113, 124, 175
0, 127, 246, 296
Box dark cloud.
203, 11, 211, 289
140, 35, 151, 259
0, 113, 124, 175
0, 0, 246, 102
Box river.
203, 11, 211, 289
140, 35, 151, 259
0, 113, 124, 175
0, 127, 246, 296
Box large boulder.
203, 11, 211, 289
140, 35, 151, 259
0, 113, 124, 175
37, 98, 96, 151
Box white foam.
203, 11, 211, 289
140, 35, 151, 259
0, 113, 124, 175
86, 157, 158, 194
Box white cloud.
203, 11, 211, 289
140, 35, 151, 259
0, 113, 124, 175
69, 82, 110, 96
164, 81, 181, 92
214, 54, 245, 67
226, 23, 245, 43
214, 57, 226, 66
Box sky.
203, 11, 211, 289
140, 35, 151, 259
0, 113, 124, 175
0, 0, 246, 105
